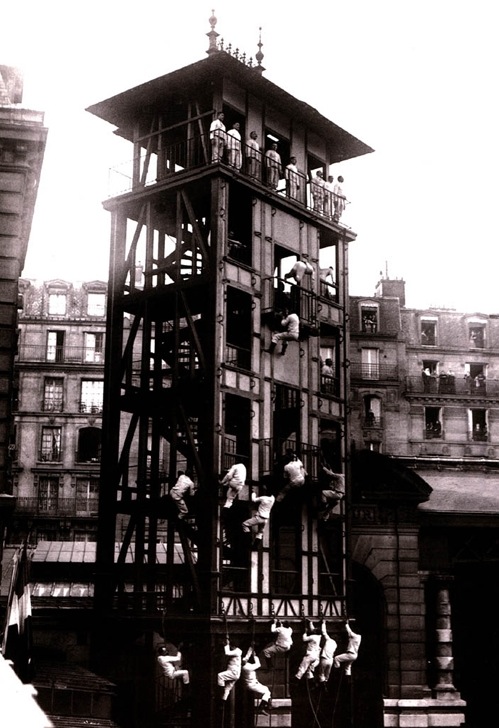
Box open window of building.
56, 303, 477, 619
421, 319, 437, 346
222, 393, 251, 472
225, 287, 252, 371
363, 395, 382, 427
469, 409, 488, 441
425, 407, 442, 439
320, 331, 340, 397
360, 304, 379, 333
469, 323, 486, 349
46, 330, 65, 363
465, 363, 487, 395
77, 426, 101, 463
227, 182, 252, 266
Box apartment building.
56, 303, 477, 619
11, 278, 107, 543
349, 276, 499, 728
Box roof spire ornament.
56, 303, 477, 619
254, 27, 265, 74
206, 9, 219, 55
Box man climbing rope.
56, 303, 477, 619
241, 646, 272, 715
316, 620, 337, 685
262, 618, 293, 667
333, 620, 362, 675
295, 620, 321, 680
217, 637, 242, 701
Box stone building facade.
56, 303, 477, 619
349, 276, 499, 727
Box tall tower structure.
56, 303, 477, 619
87, 18, 372, 727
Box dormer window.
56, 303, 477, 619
87, 292, 106, 317
360, 304, 378, 333
48, 292, 67, 315
421, 319, 437, 346
469, 324, 485, 349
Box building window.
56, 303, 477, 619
225, 287, 252, 370
363, 395, 381, 426
40, 427, 62, 462
80, 380, 104, 414
425, 407, 442, 439
75, 477, 99, 515
465, 363, 487, 395
272, 526, 300, 595
320, 338, 339, 396
77, 427, 101, 462
38, 476, 60, 513
87, 293, 106, 317
469, 325, 485, 349
227, 183, 252, 266
43, 377, 64, 412
469, 409, 488, 441
360, 304, 378, 333
421, 319, 437, 346
48, 292, 67, 315
46, 330, 65, 363
361, 348, 379, 379
223, 394, 251, 471
84, 332, 104, 363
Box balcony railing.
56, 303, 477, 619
108, 133, 351, 224
259, 438, 320, 481
262, 277, 318, 328
78, 402, 103, 414
320, 374, 339, 397
349, 362, 399, 381
361, 414, 384, 429
17, 344, 105, 365
42, 399, 64, 412
406, 375, 498, 397
15, 497, 99, 516
38, 449, 63, 463
224, 343, 251, 372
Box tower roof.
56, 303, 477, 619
86, 52, 373, 165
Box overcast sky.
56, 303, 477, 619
4, 0, 499, 312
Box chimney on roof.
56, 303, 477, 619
0, 66, 23, 105
375, 277, 406, 307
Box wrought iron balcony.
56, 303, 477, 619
259, 438, 320, 482
261, 276, 318, 329
15, 497, 99, 516
17, 344, 105, 365
406, 375, 497, 397
349, 362, 399, 381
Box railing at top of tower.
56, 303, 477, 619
108, 133, 351, 225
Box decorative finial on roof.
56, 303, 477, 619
206, 9, 219, 55
254, 27, 265, 74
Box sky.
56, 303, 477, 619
3, 0, 499, 312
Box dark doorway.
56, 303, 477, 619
452, 562, 499, 728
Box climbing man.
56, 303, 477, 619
219, 462, 247, 508
295, 620, 321, 680
262, 618, 293, 667
316, 620, 337, 685
217, 637, 242, 701
242, 484, 275, 546
333, 620, 362, 675
241, 646, 272, 715
157, 641, 190, 687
